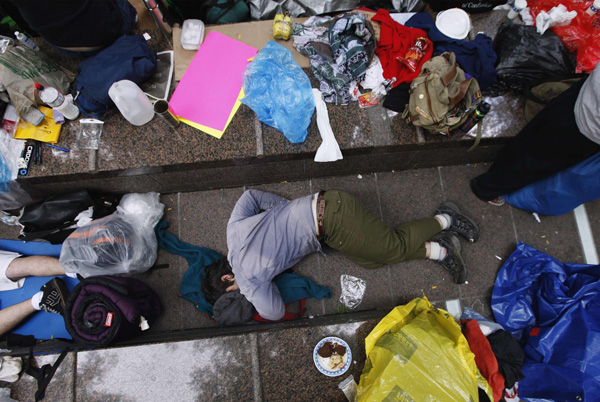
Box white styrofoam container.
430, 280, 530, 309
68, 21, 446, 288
181, 19, 205, 50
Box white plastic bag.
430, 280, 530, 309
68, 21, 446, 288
59, 193, 164, 277
0, 356, 22, 383
536, 5, 577, 34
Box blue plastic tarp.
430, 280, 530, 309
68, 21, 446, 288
492, 242, 600, 401
504, 152, 600, 216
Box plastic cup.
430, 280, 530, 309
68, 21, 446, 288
586, 0, 600, 15
154, 100, 180, 128
507, 0, 527, 19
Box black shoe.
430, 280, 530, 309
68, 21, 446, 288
434, 233, 467, 284
435, 201, 480, 243
39, 278, 69, 316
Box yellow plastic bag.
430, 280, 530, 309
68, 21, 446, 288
357, 297, 493, 402
273, 10, 292, 41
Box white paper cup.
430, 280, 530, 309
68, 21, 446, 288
508, 0, 527, 19
586, 0, 600, 15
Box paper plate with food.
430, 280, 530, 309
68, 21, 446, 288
313, 336, 352, 377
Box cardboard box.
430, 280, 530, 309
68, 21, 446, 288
174, 18, 310, 81
173, 11, 380, 81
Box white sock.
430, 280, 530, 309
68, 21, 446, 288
435, 214, 451, 229
31, 291, 43, 310
428, 242, 448, 261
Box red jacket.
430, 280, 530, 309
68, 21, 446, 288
371, 9, 433, 85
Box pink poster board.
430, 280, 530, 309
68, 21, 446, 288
170, 31, 257, 131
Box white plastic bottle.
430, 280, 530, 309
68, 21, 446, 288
14, 31, 38, 51
108, 80, 154, 126
35, 83, 80, 120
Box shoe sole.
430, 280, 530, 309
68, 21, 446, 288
439, 201, 480, 243
436, 233, 468, 284
488, 198, 505, 207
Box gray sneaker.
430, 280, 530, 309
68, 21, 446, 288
434, 233, 467, 284
436, 201, 480, 243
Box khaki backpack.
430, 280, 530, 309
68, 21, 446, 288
402, 52, 482, 136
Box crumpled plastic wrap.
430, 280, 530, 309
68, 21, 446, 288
339, 274, 366, 309
59, 192, 164, 277
241, 41, 314, 143
247, 0, 359, 20
536, 5, 577, 35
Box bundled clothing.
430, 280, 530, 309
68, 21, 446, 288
405, 13, 498, 90
471, 64, 600, 201
371, 9, 433, 86
462, 320, 506, 402
292, 12, 376, 104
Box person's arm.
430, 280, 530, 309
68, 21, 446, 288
228, 189, 288, 224
249, 281, 285, 321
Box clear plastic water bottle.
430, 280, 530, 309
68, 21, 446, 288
35, 83, 80, 120
14, 31, 38, 51
459, 102, 491, 133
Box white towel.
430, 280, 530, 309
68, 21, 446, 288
312, 89, 343, 163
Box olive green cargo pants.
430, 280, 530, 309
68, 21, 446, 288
322, 191, 442, 269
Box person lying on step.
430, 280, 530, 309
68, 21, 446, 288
202, 189, 479, 321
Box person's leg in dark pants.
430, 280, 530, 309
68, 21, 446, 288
471, 79, 600, 201
321, 191, 443, 268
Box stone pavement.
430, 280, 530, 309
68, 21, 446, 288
2, 163, 599, 401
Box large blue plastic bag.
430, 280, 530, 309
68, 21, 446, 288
504, 152, 600, 216
241, 41, 315, 143
492, 242, 600, 400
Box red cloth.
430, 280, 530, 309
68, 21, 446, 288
529, 0, 600, 73
462, 319, 506, 402
371, 9, 433, 85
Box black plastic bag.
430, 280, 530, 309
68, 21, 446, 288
18, 189, 122, 244
494, 23, 576, 93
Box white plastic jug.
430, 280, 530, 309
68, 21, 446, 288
108, 80, 154, 126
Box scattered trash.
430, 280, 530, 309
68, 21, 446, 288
357, 174, 362, 179
532, 212, 541, 223
432, 286, 437, 289
338, 375, 358, 401
495, 255, 502, 260
339, 274, 366, 310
